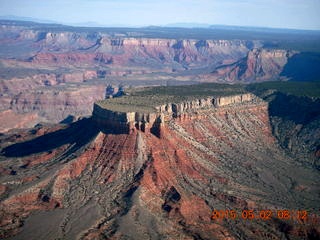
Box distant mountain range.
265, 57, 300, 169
164, 22, 212, 28
2, 15, 320, 33
0, 15, 58, 24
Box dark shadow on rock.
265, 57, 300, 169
246, 85, 320, 125
59, 115, 76, 124
281, 52, 320, 82
267, 92, 320, 125
2, 117, 99, 158
246, 88, 320, 169
162, 186, 181, 213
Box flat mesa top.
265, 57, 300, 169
96, 83, 247, 113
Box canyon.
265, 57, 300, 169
0, 20, 319, 240
1, 20, 318, 131
0, 84, 319, 239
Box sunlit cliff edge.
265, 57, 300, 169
1, 87, 320, 239
93, 93, 258, 135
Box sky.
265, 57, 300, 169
0, 0, 320, 30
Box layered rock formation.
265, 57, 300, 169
1, 94, 319, 240
26, 38, 254, 75
0, 70, 103, 131
0, 110, 42, 132
0, 21, 302, 131
9, 85, 105, 122
259, 91, 320, 169
1, 20, 319, 240
92, 93, 255, 134
0, 21, 292, 78
207, 49, 293, 82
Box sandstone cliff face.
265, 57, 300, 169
9, 85, 106, 122
0, 73, 59, 96
92, 104, 159, 133
0, 23, 255, 70
0, 22, 300, 132
1, 99, 319, 240
0, 110, 42, 132
207, 48, 293, 82
0, 69, 102, 131
0, 22, 298, 82
27, 37, 252, 70
92, 93, 255, 134
3, 30, 292, 83
215, 93, 254, 106
0, 70, 98, 101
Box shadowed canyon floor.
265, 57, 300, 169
0, 98, 319, 239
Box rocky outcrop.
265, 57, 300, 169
9, 85, 106, 122
27, 38, 252, 69
1, 98, 319, 239
256, 91, 320, 169
214, 93, 254, 106
92, 93, 255, 134
0, 21, 319, 240
92, 104, 160, 133
0, 22, 255, 70
0, 21, 301, 84
0, 69, 103, 131
0, 110, 41, 133
207, 48, 293, 82
0, 22, 301, 132
0, 71, 98, 95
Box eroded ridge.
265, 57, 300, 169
93, 93, 257, 135
1, 93, 319, 240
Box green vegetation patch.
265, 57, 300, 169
96, 83, 247, 113
246, 81, 320, 98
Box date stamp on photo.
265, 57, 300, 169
211, 209, 311, 222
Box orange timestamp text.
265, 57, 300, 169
211, 209, 308, 222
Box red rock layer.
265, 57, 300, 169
0, 102, 319, 239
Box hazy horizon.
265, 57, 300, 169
0, 0, 319, 30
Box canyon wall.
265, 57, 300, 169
92, 104, 160, 133
0, 21, 297, 131
1, 94, 319, 240
28, 37, 253, 70
0, 83, 106, 132
92, 93, 256, 134
0, 22, 290, 79
207, 48, 293, 82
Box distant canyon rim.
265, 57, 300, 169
2, 21, 319, 131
